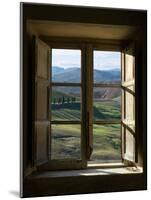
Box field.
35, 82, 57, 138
91, 124, 121, 161
51, 88, 121, 162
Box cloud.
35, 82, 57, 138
94, 51, 120, 70
52, 49, 81, 68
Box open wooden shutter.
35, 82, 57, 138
34, 37, 50, 166
121, 43, 136, 165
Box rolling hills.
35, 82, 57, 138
52, 66, 121, 83
52, 66, 121, 100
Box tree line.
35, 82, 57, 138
52, 96, 76, 104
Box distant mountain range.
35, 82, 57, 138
52, 66, 121, 83
52, 66, 121, 100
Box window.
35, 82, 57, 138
21, 3, 147, 197
50, 48, 84, 169
90, 50, 121, 164
33, 38, 137, 170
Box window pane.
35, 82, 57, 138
125, 51, 134, 81
51, 124, 81, 160
90, 124, 121, 162
93, 51, 121, 84
51, 87, 81, 121
93, 87, 121, 121
125, 127, 135, 161
52, 49, 81, 83
125, 90, 135, 121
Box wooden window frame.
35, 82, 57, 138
36, 38, 136, 170
90, 46, 122, 165
46, 43, 87, 170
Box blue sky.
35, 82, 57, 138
52, 49, 121, 70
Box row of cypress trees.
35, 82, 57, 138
52, 96, 76, 104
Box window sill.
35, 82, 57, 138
24, 166, 145, 197
28, 166, 143, 179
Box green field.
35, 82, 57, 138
91, 124, 121, 161
51, 89, 121, 162
51, 124, 81, 160
51, 101, 120, 121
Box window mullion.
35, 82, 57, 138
93, 83, 121, 88
93, 121, 121, 124
51, 83, 82, 87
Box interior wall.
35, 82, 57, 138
27, 20, 137, 40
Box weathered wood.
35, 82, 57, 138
121, 43, 136, 163
93, 120, 121, 124
51, 121, 81, 124
35, 121, 50, 125
34, 37, 50, 167
93, 83, 121, 87
85, 44, 93, 161
35, 124, 50, 165
51, 82, 81, 87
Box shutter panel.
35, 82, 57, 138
34, 37, 50, 166
121, 43, 136, 165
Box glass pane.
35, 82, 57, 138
125, 90, 135, 121
93, 51, 121, 84
125, 49, 134, 81
125, 127, 135, 161
51, 124, 81, 160
52, 49, 81, 83
90, 124, 121, 162
51, 87, 81, 121
93, 87, 121, 121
